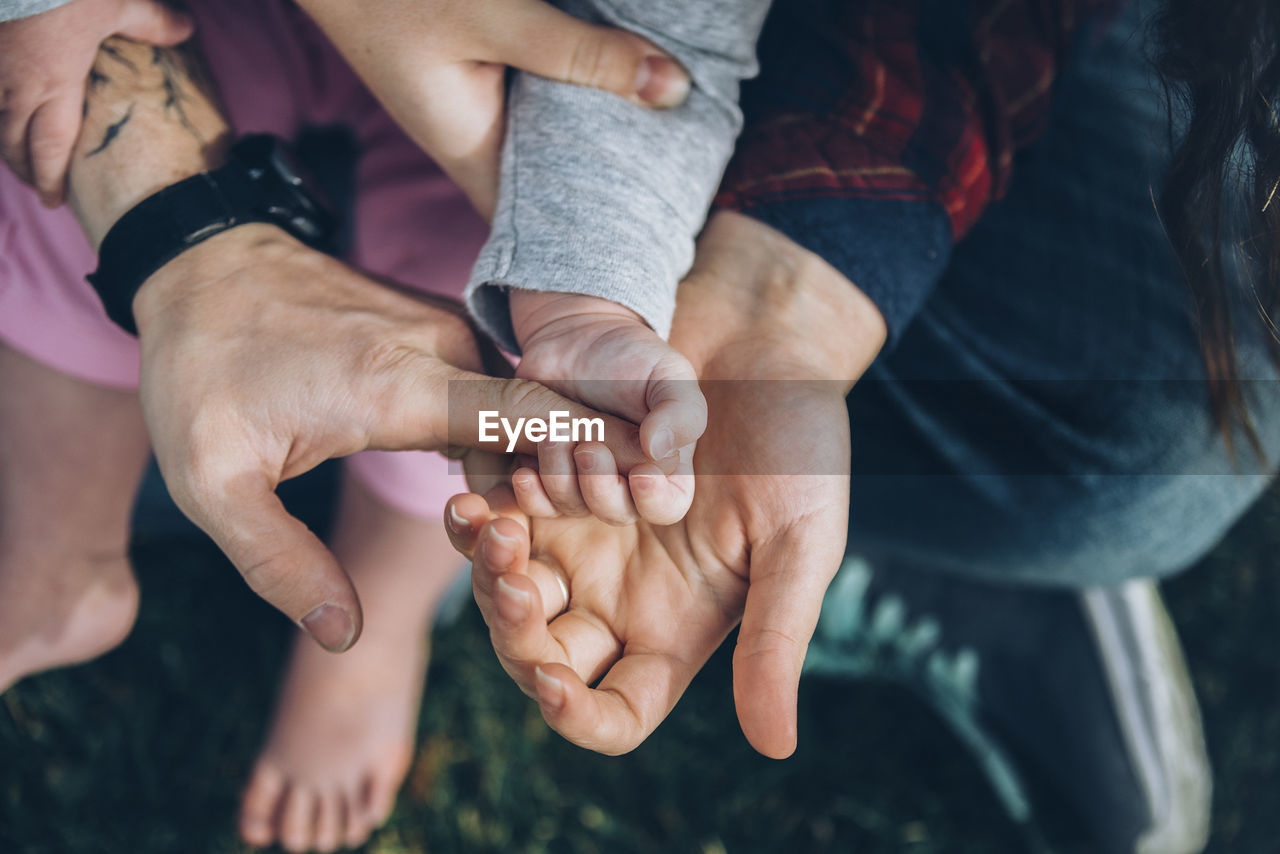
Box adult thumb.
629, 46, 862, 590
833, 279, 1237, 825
493, 0, 690, 108
732, 523, 846, 759
166, 463, 363, 653
114, 0, 195, 46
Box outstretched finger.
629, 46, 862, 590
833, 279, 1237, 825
731, 514, 848, 758
428, 370, 648, 471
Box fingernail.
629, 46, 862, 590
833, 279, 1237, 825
447, 504, 470, 532
630, 472, 656, 492
535, 666, 566, 710
496, 575, 531, 623
636, 56, 690, 108
484, 526, 519, 566
300, 603, 355, 652
574, 449, 597, 472
648, 428, 674, 461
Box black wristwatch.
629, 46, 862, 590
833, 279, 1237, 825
87, 134, 337, 335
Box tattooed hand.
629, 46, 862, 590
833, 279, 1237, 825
296, 0, 692, 217
0, 0, 192, 206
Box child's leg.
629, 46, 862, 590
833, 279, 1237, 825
239, 465, 464, 852
239, 62, 483, 849
0, 344, 150, 692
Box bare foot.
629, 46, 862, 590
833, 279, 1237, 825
0, 552, 140, 693
0, 345, 150, 692
239, 471, 464, 852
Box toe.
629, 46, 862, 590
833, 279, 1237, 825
363, 770, 401, 833
312, 791, 342, 853
342, 786, 372, 850
238, 763, 286, 849
280, 784, 317, 853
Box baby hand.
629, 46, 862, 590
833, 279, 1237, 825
508, 290, 707, 525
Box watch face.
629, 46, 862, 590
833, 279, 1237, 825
232, 134, 337, 249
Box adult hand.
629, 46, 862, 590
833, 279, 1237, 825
446, 212, 888, 757
296, 0, 691, 217
133, 223, 649, 654
0, 0, 193, 206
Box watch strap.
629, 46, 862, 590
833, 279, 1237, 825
86, 135, 335, 335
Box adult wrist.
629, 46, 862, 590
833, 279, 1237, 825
673, 212, 886, 391
131, 223, 300, 335
89, 134, 337, 335
65, 36, 233, 249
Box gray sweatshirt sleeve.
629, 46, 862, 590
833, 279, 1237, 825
466, 0, 772, 353
0, 0, 71, 21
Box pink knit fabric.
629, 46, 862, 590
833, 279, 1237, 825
0, 0, 486, 519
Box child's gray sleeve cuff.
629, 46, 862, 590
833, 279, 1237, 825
465, 0, 771, 354
0, 0, 72, 21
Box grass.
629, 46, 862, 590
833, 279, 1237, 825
2, 463, 1278, 853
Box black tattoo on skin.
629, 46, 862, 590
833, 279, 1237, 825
85, 104, 134, 156
151, 47, 204, 142
81, 37, 224, 158
97, 40, 137, 72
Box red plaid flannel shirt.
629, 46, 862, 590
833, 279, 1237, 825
714, 0, 1120, 339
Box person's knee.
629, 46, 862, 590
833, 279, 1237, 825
851, 392, 1279, 585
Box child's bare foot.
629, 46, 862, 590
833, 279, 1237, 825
0, 550, 140, 693
0, 345, 150, 693
239, 471, 462, 852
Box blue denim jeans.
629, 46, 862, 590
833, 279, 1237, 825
844, 2, 1280, 587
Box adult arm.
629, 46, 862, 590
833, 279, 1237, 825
295, 0, 692, 218
465, 0, 774, 352
65, 36, 654, 654
716, 0, 1121, 344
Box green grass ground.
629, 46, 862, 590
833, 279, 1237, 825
2, 466, 1278, 853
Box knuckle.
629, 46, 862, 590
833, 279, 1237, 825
738, 626, 806, 662
165, 453, 224, 516
239, 548, 305, 602
359, 338, 420, 379
501, 378, 557, 417
357, 339, 423, 423
566, 34, 619, 90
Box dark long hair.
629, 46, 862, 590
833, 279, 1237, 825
1153, 0, 1280, 454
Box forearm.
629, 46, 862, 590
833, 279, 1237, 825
466, 0, 773, 352
67, 35, 229, 248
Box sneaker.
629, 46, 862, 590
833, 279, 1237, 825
805, 557, 1212, 854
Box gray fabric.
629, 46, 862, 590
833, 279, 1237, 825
466, 0, 771, 353
0, 0, 71, 21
